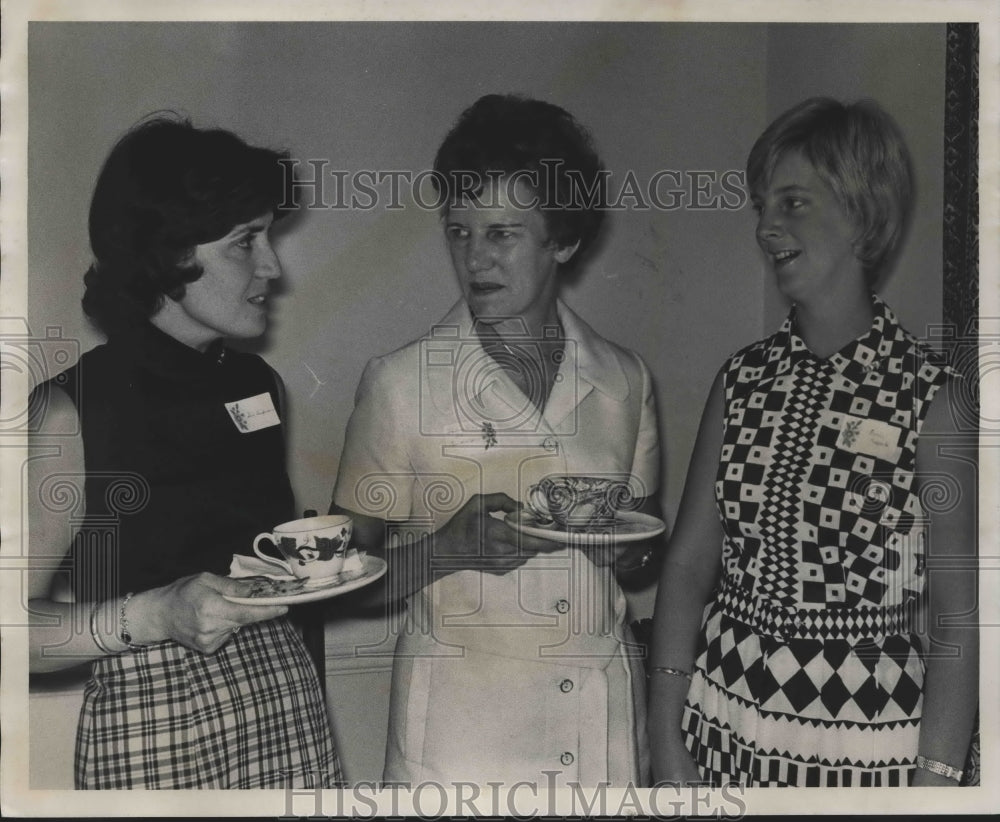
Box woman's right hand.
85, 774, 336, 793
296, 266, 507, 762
330, 493, 563, 605
651, 739, 704, 786
130, 573, 288, 654
434, 492, 562, 575
646, 372, 726, 786
648, 673, 705, 785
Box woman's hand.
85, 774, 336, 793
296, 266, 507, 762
910, 767, 961, 787
434, 493, 561, 575
577, 496, 664, 585
647, 372, 725, 786
332, 494, 563, 604
130, 573, 288, 654
652, 740, 703, 786
648, 669, 707, 786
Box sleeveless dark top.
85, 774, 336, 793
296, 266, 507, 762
49, 323, 295, 597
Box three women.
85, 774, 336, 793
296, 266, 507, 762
29, 94, 977, 790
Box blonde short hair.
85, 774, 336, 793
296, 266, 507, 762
746, 97, 913, 281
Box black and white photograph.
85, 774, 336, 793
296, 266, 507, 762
1, 0, 996, 816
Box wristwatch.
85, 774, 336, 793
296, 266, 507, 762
915, 755, 963, 783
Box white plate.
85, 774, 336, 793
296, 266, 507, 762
224, 555, 386, 605
504, 509, 666, 544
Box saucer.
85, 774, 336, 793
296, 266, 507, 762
224, 555, 387, 605
504, 509, 666, 544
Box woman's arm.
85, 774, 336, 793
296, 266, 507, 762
647, 370, 726, 784
331, 353, 561, 605
911, 378, 978, 786
27, 388, 288, 673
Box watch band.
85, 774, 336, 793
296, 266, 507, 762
915, 754, 963, 782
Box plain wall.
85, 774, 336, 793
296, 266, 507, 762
24, 21, 946, 785
762, 24, 946, 333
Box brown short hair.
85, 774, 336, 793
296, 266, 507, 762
82, 114, 291, 334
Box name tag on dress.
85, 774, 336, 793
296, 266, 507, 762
225, 392, 281, 433
836, 414, 902, 461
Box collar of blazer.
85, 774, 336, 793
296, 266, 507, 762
424, 299, 630, 429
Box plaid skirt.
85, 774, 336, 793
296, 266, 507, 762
75, 617, 343, 789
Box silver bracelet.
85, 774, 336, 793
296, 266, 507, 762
89, 600, 116, 655
118, 592, 146, 651
915, 755, 963, 782
647, 666, 693, 681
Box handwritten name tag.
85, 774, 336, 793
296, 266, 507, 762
836, 414, 902, 461
225, 392, 280, 433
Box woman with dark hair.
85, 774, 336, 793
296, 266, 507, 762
647, 98, 977, 787
27, 116, 342, 789
332, 94, 664, 786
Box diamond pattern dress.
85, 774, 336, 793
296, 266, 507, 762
681, 296, 956, 787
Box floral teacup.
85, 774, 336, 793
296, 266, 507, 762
527, 476, 633, 530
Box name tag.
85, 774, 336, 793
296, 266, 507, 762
225, 392, 280, 433
836, 415, 902, 461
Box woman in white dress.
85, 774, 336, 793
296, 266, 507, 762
332, 94, 665, 787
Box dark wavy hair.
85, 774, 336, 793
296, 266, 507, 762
82, 114, 292, 334
432, 94, 606, 264
746, 97, 913, 281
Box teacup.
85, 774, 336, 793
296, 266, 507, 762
253, 514, 353, 584
527, 475, 632, 530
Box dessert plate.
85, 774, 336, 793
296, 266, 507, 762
504, 509, 666, 544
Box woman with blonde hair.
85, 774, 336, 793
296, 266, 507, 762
648, 97, 977, 787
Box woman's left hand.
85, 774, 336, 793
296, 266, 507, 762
579, 495, 664, 581
579, 539, 635, 567
131, 572, 288, 653
911, 767, 961, 787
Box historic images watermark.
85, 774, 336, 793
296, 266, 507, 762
280, 776, 749, 818
277, 159, 749, 212
0, 319, 80, 436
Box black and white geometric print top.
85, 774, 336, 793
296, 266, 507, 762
715, 294, 958, 613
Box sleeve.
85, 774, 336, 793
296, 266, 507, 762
628, 351, 661, 501
332, 356, 417, 521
